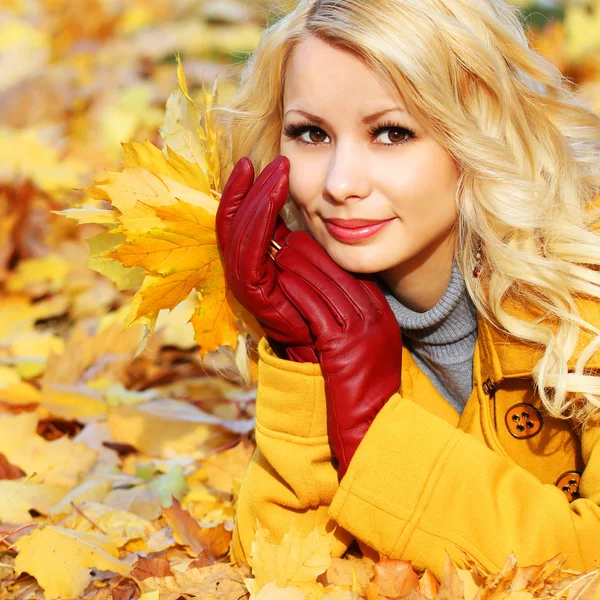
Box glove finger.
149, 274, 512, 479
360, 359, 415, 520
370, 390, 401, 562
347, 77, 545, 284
279, 270, 344, 337
235, 161, 290, 284
276, 246, 356, 324
281, 232, 372, 320
353, 276, 388, 317
215, 157, 254, 254
227, 156, 288, 264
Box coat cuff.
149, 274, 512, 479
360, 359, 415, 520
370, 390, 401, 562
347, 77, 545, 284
256, 337, 329, 439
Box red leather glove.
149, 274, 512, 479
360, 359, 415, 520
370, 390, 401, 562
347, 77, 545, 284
274, 231, 403, 479
215, 155, 318, 363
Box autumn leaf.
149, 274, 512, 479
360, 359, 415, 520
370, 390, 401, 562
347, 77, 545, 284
247, 521, 332, 597
163, 496, 231, 559
0, 453, 26, 480
131, 554, 174, 579
57, 61, 263, 367
1, 2, 600, 599
369, 557, 420, 599
418, 569, 440, 599
13, 526, 130, 600
57, 500, 155, 546
0, 412, 97, 489
136, 562, 247, 600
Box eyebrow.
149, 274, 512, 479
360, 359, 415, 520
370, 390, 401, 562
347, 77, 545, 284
283, 107, 406, 126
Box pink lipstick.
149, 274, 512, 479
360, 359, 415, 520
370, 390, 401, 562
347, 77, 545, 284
324, 218, 395, 243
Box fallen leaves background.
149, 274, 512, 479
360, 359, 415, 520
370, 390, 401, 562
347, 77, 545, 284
0, 0, 599, 598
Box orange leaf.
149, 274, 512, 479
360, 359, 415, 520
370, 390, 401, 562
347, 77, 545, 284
130, 555, 173, 580
372, 557, 420, 599
162, 497, 207, 557
418, 569, 440, 600
162, 497, 231, 560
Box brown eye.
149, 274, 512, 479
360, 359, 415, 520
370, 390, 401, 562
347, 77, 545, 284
307, 129, 327, 143
387, 129, 408, 143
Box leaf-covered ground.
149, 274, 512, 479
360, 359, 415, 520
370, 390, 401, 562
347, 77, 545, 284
1, 1, 600, 599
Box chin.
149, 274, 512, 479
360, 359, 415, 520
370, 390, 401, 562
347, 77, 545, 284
327, 245, 393, 274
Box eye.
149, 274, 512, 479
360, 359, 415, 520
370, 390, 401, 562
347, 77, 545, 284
370, 121, 416, 145
282, 120, 416, 147
282, 123, 329, 145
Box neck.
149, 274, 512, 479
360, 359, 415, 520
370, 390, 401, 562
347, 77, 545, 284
377, 227, 457, 312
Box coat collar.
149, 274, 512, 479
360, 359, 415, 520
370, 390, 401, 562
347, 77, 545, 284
477, 289, 600, 384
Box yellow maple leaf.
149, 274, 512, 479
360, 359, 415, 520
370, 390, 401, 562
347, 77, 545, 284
247, 522, 332, 598
58, 501, 154, 547
13, 526, 130, 600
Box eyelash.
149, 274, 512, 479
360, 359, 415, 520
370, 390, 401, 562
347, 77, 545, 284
282, 120, 417, 148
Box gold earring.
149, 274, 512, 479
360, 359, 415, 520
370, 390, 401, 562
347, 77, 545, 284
473, 238, 483, 278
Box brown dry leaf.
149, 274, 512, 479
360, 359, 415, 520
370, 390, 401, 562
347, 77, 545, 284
188, 549, 216, 568
0, 452, 26, 479
162, 496, 206, 556
162, 497, 230, 559
317, 556, 373, 591
130, 555, 173, 580
370, 557, 420, 599
137, 562, 246, 600
435, 554, 466, 600
90, 577, 139, 600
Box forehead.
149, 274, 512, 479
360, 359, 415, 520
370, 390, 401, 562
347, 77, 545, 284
283, 36, 402, 112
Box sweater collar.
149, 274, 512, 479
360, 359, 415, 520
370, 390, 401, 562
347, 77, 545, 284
375, 260, 477, 347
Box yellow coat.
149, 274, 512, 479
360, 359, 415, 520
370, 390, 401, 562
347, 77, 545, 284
230, 292, 600, 579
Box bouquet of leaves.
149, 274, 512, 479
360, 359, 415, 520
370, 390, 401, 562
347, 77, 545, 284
57, 57, 263, 385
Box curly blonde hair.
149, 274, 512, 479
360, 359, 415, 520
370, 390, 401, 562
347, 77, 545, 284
212, 0, 600, 426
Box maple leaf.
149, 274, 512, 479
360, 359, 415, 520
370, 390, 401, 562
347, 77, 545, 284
247, 521, 332, 598
13, 526, 130, 600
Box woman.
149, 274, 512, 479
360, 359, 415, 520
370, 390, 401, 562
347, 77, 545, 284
214, 0, 600, 579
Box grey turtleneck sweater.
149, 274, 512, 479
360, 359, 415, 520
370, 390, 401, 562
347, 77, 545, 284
374, 260, 478, 415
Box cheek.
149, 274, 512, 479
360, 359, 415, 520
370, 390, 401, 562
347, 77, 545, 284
286, 159, 324, 210
380, 149, 459, 220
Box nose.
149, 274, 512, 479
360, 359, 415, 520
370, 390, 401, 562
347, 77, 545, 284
323, 141, 372, 205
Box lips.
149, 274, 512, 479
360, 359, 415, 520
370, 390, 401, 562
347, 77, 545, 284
324, 218, 395, 243
325, 218, 393, 229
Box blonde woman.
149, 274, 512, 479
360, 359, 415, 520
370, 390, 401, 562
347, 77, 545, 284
214, 0, 600, 578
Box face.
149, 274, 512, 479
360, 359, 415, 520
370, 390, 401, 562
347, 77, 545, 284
280, 35, 460, 277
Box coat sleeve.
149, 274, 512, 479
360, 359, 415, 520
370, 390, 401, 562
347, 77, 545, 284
328, 393, 600, 579
230, 337, 354, 567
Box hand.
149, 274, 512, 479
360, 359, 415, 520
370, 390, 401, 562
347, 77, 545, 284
275, 231, 403, 479
216, 156, 318, 363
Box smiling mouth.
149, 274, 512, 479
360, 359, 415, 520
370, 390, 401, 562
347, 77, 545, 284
324, 218, 395, 243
